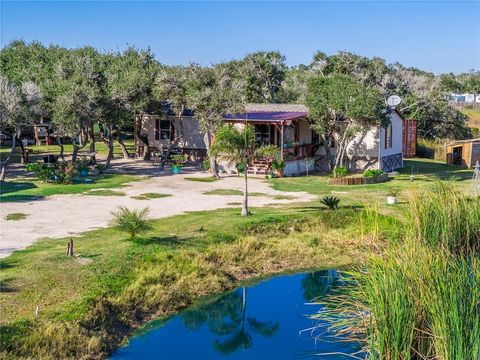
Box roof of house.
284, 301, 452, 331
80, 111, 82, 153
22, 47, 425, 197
446, 138, 480, 146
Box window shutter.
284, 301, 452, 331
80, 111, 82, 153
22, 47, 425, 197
155, 119, 160, 140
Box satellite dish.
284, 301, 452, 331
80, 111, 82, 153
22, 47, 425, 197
387, 95, 402, 107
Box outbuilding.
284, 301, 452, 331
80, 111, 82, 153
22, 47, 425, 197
446, 138, 480, 168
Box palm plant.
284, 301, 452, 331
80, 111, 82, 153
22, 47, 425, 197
212, 124, 256, 216
320, 196, 340, 210
111, 206, 152, 239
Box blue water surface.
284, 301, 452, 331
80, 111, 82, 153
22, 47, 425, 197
111, 270, 362, 360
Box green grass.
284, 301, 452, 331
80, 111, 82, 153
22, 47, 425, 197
84, 189, 126, 197
204, 189, 266, 196
312, 183, 480, 359
4, 212, 28, 221
0, 204, 387, 359
460, 107, 480, 128
268, 159, 473, 210
184, 177, 221, 182
0, 174, 140, 202
271, 194, 295, 200
131, 193, 172, 200
0, 140, 135, 163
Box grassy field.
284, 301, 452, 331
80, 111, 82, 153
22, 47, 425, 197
0, 158, 475, 359
0, 174, 140, 202
268, 159, 473, 209
460, 107, 480, 129
0, 205, 391, 359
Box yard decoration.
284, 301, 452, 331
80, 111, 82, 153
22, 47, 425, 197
386, 187, 400, 205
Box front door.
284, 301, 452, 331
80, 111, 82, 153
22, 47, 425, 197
255, 124, 271, 146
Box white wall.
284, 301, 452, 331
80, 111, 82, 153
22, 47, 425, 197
379, 111, 403, 158
142, 116, 206, 150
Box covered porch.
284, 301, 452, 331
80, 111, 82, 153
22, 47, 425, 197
223, 104, 320, 176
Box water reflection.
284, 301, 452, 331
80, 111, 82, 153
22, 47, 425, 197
182, 287, 279, 354
111, 270, 361, 359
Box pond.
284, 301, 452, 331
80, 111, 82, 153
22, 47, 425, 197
111, 270, 362, 359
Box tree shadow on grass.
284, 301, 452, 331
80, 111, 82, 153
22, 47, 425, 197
132, 235, 187, 247
0, 277, 18, 293
0, 181, 37, 194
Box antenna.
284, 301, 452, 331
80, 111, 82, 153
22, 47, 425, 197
387, 95, 402, 108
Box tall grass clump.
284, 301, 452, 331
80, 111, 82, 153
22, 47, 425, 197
111, 206, 152, 240
407, 181, 480, 254
313, 182, 480, 359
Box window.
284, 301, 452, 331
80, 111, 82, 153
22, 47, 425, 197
385, 123, 392, 149
255, 124, 270, 146
155, 119, 172, 141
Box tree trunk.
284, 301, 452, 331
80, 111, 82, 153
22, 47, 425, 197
0, 130, 19, 182
204, 132, 219, 177
115, 128, 130, 159
72, 143, 79, 162
241, 168, 249, 216
320, 134, 333, 172
104, 126, 114, 169
89, 124, 95, 153
56, 135, 65, 161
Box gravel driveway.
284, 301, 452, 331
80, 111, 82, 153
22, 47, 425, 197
0, 167, 314, 258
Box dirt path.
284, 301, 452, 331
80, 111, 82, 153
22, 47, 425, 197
0, 169, 315, 258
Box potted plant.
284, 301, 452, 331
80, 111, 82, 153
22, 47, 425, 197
76, 160, 90, 177
386, 187, 400, 205
271, 159, 285, 178
170, 154, 185, 174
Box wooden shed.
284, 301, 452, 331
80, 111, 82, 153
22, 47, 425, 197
402, 119, 417, 158
446, 138, 480, 168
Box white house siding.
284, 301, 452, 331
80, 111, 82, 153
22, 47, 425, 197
345, 127, 380, 171
298, 120, 312, 145
142, 116, 206, 150
378, 110, 404, 171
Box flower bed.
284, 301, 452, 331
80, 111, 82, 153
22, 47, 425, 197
328, 173, 389, 185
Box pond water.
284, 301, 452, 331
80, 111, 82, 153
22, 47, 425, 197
111, 270, 362, 359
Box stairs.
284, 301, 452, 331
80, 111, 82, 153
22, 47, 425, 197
247, 159, 270, 176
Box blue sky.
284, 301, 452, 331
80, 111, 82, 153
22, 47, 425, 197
1, 1, 479, 74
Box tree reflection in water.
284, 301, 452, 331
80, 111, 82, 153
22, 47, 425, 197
302, 269, 339, 302
181, 287, 279, 355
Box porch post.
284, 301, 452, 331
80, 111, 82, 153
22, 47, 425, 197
280, 122, 284, 160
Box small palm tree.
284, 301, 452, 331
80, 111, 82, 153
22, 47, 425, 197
212, 124, 255, 216
320, 196, 340, 210
111, 206, 153, 239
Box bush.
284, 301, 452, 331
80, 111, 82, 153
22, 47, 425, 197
111, 206, 153, 240
416, 138, 448, 161
332, 166, 348, 178
170, 154, 185, 167
363, 169, 383, 178
25, 161, 76, 184
320, 196, 340, 210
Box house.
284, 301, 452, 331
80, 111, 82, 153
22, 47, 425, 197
446, 138, 480, 168
140, 103, 407, 175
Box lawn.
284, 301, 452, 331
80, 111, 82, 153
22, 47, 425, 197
269, 159, 473, 209
0, 174, 140, 202
0, 204, 391, 359
0, 139, 135, 163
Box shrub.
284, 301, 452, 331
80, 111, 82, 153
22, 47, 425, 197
363, 169, 383, 178
25, 161, 76, 184
111, 206, 153, 240
320, 196, 340, 210
170, 154, 185, 167
25, 163, 56, 182
332, 166, 348, 178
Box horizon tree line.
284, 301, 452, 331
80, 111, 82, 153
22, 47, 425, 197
1, 39, 478, 181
